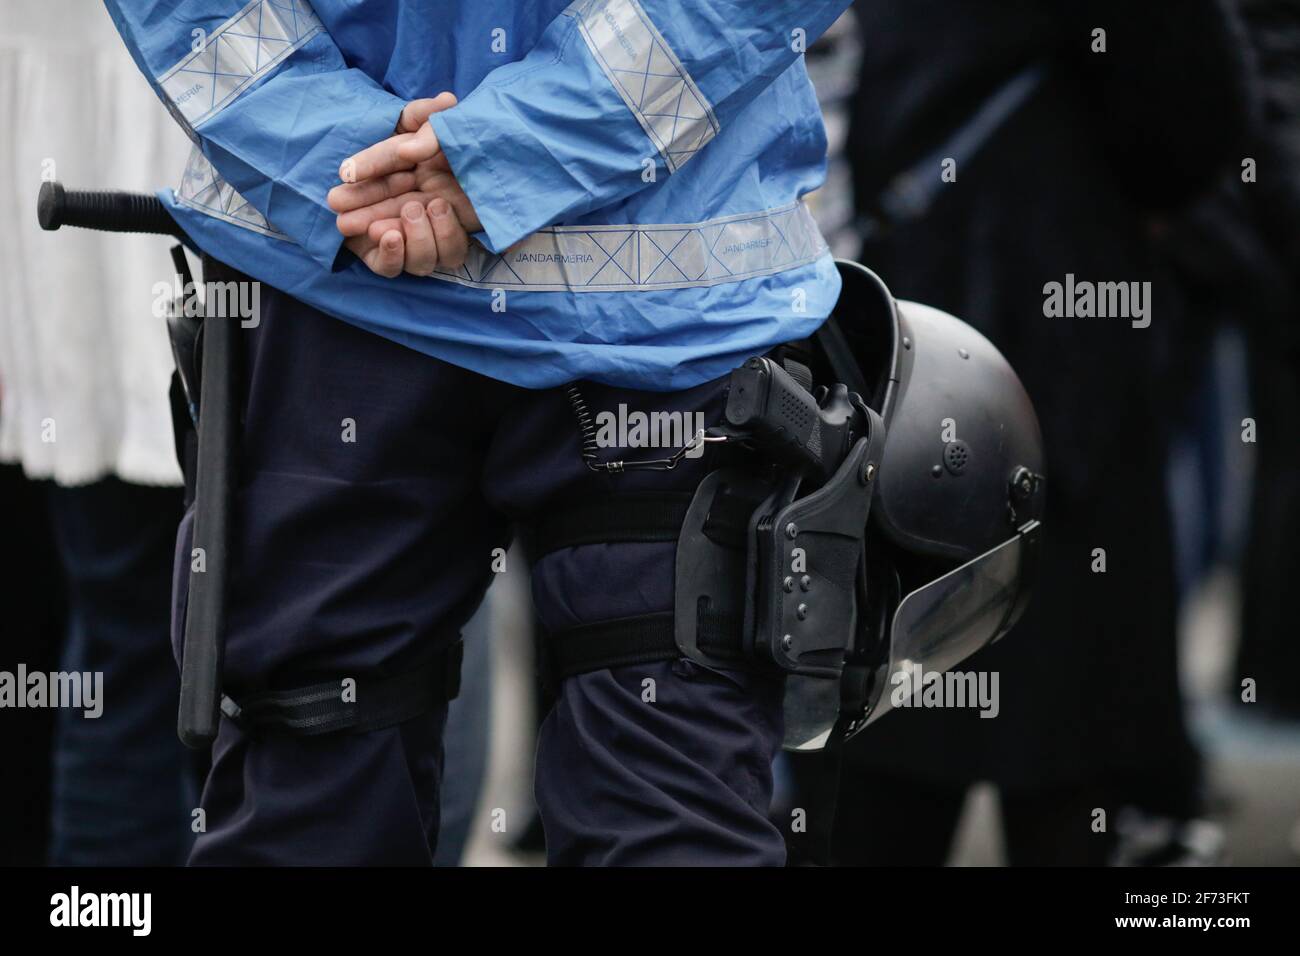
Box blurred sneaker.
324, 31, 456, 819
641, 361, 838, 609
1112, 806, 1226, 866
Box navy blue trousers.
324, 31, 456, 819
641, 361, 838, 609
174, 285, 785, 866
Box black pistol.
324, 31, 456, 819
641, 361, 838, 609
724, 356, 863, 481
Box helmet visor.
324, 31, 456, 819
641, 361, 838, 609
862, 520, 1041, 726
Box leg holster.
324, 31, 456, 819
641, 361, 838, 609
527, 351, 886, 751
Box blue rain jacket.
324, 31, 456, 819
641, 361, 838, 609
104, 0, 850, 389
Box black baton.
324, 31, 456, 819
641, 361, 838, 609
38, 181, 233, 748
177, 255, 237, 748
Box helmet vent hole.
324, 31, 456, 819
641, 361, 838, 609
944, 440, 971, 475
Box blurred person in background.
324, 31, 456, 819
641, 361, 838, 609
1113, 0, 1300, 861
1230, 0, 1300, 722
1215, 0, 1300, 862
0, 0, 202, 865
0, 467, 64, 865
815, 0, 1254, 865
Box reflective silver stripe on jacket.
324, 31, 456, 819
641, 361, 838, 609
158, 0, 323, 129
430, 201, 827, 292
173, 149, 827, 292
175, 147, 288, 239
564, 0, 720, 172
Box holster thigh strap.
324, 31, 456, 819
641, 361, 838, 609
548, 608, 745, 680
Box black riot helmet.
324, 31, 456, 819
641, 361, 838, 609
807, 260, 1046, 740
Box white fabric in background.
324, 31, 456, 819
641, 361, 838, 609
0, 0, 191, 486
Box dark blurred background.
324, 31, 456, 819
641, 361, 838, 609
3, 0, 1297, 866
